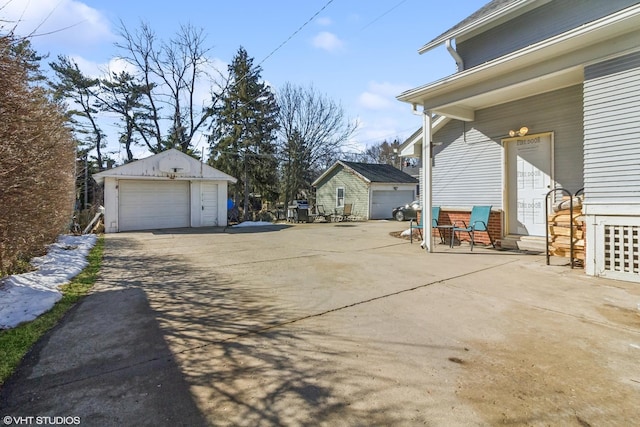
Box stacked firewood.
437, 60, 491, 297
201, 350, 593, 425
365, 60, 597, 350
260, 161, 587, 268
547, 197, 585, 261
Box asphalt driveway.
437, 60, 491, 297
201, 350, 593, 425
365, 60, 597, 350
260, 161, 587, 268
2, 221, 639, 426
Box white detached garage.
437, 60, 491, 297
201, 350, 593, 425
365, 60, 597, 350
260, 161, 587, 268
94, 149, 237, 233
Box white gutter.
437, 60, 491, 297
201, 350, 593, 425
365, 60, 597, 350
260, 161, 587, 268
445, 39, 464, 72
399, 4, 640, 105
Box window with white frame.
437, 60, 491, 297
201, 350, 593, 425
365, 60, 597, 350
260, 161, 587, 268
336, 187, 344, 207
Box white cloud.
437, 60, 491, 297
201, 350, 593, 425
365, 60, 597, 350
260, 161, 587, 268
101, 57, 137, 77
2, 0, 114, 49
311, 31, 344, 53
357, 81, 411, 111
316, 17, 332, 26
358, 92, 391, 110
357, 117, 401, 143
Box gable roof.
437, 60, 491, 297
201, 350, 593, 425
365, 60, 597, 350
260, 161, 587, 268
313, 160, 418, 186
418, 0, 534, 54
93, 148, 237, 184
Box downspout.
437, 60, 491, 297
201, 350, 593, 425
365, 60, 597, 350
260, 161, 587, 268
445, 39, 464, 72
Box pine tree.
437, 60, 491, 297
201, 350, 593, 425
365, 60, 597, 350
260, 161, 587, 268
49, 55, 106, 170
97, 71, 152, 162
281, 129, 313, 205
209, 47, 279, 220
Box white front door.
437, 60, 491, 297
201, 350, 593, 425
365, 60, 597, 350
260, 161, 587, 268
505, 133, 553, 236
201, 182, 219, 226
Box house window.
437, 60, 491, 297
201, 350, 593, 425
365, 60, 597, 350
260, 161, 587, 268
336, 187, 344, 207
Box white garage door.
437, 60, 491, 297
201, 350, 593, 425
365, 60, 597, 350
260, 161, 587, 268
119, 180, 190, 231
371, 190, 414, 219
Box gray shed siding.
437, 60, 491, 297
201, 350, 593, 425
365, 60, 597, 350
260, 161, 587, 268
315, 166, 370, 219
583, 51, 640, 204
457, 0, 639, 69
432, 85, 584, 207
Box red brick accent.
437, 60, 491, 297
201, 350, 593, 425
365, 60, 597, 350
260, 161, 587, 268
429, 209, 502, 247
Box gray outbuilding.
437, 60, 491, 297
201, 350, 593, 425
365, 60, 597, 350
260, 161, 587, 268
313, 161, 418, 220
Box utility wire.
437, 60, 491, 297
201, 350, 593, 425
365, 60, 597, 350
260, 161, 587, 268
360, 0, 408, 32
256, 0, 335, 69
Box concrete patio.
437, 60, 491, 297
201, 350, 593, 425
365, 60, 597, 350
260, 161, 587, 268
2, 220, 639, 426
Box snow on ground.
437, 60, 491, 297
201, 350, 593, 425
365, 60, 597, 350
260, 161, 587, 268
0, 234, 97, 330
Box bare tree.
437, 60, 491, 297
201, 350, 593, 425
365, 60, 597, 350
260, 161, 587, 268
363, 139, 402, 168
115, 21, 226, 154
276, 83, 358, 204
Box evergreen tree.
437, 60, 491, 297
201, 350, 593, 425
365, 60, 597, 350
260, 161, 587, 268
281, 129, 312, 205
97, 71, 152, 162
209, 47, 279, 220
49, 55, 106, 170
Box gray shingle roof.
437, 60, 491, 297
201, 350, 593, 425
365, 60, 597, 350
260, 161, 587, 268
341, 161, 418, 183
420, 0, 525, 52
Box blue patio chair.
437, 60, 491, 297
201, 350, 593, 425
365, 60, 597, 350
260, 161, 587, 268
451, 206, 495, 251
410, 206, 440, 244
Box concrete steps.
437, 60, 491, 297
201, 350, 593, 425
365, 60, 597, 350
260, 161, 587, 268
501, 235, 547, 253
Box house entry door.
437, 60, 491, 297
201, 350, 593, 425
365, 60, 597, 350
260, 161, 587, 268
505, 132, 553, 236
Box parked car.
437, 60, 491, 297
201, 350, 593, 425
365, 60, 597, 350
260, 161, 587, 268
392, 200, 420, 221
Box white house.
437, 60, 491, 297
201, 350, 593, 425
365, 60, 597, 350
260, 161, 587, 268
397, 0, 640, 282
93, 149, 237, 233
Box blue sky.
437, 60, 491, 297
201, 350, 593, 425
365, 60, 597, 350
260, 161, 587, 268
5, 0, 488, 162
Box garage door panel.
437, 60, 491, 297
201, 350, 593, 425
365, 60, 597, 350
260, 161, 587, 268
371, 190, 414, 219
119, 180, 190, 231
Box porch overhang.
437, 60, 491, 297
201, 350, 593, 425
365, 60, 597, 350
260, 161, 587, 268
398, 4, 640, 120
399, 115, 450, 158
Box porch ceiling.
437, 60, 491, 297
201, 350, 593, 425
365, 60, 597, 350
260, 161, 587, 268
433, 66, 584, 121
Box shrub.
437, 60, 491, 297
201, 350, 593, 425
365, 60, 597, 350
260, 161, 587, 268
0, 36, 76, 276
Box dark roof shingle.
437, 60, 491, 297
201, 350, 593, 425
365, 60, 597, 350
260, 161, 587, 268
422, 0, 522, 51
341, 161, 418, 183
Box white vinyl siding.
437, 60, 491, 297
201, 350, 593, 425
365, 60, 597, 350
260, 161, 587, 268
432, 85, 584, 208
119, 180, 190, 231
584, 51, 640, 204
457, 0, 638, 69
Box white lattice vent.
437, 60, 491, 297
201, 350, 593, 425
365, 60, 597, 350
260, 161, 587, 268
603, 224, 639, 275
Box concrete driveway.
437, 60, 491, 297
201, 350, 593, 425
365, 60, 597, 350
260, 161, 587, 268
2, 221, 639, 426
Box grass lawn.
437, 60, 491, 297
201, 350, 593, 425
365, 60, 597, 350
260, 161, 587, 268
0, 236, 104, 386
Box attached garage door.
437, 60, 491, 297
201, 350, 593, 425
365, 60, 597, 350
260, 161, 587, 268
371, 190, 414, 219
119, 180, 190, 231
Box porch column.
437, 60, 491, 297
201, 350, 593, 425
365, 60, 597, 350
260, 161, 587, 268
421, 109, 433, 252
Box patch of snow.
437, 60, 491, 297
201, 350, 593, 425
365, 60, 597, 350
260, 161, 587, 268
0, 234, 97, 330
232, 221, 275, 228
401, 228, 412, 237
